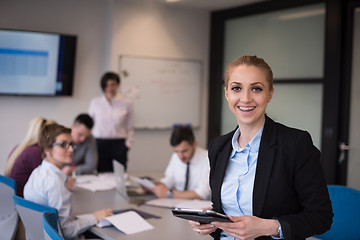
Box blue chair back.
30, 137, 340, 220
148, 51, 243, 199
315, 185, 360, 240
13, 195, 58, 240
0, 175, 19, 240
42, 212, 64, 240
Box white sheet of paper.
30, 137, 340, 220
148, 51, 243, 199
75, 174, 116, 192
76, 179, 115, 192
138, 178, 155, 188
129, 176, 156, 188
145, 198, 189, 208
97, 211, 154, 235
97, 218, 112, 227
75, 175, 99, 184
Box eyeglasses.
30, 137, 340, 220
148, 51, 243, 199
51, 142, 75, 150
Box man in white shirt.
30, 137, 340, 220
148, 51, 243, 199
150, 126, 211, 200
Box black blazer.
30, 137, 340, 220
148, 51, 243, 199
209, 116, 333, 240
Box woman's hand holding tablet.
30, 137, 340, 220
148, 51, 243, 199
172, 208, 231, 224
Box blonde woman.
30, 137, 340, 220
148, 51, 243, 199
189, 56, 332, 239
5, 117, 55, 197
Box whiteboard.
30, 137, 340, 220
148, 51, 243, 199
119, 56, 202, 129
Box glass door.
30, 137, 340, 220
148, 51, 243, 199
346, 7, 360, 190
221, 3, 325, 149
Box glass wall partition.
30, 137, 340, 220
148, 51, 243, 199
347, 7, 360, 190
221, 3, 325, 148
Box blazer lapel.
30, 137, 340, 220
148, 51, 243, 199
252, 116, 277, 217
212, 130, 234, 213
216, 142, 233, 210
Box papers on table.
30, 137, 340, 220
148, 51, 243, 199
75, 174, 116, 192
129, 175, 156, 189
75, 174, 152, 192
145, 198, 212, 210
74, 175, 99, 184
97, 211, 154, 234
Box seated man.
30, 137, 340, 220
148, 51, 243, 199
71, 113, 98, 175
150, 126, 210, 200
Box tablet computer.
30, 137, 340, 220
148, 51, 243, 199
172, 208, 231, 224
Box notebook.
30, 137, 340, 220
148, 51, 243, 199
112, 160, 156, 201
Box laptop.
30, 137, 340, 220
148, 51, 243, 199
112, 160, 156, 201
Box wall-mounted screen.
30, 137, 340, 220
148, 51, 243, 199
0, 29, 77, 96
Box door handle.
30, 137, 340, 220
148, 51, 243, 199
338, 142, 350, 164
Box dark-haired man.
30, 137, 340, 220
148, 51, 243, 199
71, 113, 98, 175
150, 126, 210, 200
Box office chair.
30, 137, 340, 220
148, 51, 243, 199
314, 185, 360, 240
0, 175, 19, 240
12, 195, 58, 240
42, 212, 64, 240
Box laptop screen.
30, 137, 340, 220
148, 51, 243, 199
113, 160, 129, 200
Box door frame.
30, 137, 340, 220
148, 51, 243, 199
337, 1, 360, 184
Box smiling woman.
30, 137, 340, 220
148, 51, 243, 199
24, 123, 113, 239
225, 64, 273, 145
189, 56, 333, 240
88, 72, 134, 172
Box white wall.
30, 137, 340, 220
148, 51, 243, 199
110, 0, 209, 173
0, 0, 209, 175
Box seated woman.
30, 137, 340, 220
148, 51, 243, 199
5, 117, 55, 197
24, 123, 113, 239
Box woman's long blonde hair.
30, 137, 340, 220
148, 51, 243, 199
4, 117, 55, 176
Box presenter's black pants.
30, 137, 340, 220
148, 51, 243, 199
96, 138, 128, 172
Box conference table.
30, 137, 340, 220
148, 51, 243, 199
70, 177, 320, 240
71, 186, 213, 240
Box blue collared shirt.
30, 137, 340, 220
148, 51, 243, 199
220, 126, 263, 240
220, 125, 283, 240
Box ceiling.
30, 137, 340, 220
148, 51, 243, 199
157, 0, 266, 11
